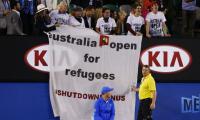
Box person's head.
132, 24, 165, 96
36, 4, 49, 17
58, 1, 68, 13
72, 7, 83, 18
142, 65, 151, 77
118, 10, 126, 21
101, 86, 113, 100
102, 8, 110, 18
85, 6, 95, 17
11, 1, 20, 11
151, 2, 159, 13
132, 3, 142, 16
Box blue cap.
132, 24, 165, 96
101, 86, 114, 95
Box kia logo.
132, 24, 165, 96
24, 44, 79, 72
140, 45, 192, 73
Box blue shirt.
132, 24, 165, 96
94, 97, 115, 120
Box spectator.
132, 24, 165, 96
49, 1, 69, 25
182, 0, 197, 36
68, 7, 85, 28
145, 2, 170, 38
34, 4, 58, 35
137, 0, 153, 18
126, 4, 144, 36
6, 0, 25, 35
116, 10, 127, 35
20, 0, 36, 35
0, 0, 11, 35
83, 6, 95, 30
96, 8, 116, 35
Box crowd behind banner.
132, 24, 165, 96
0, 0, 200, 37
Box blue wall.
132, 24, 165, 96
0, 83, 200, 120
0, 83, 58, 120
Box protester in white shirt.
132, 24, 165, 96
96, 8, 117, 35
146, 2, 171, 38
127, 4, 144, 36
68, 7, 85, 28
49, 1, 69, 25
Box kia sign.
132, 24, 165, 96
24, 44, 79, 72
26, 44, 192, 74
0, 35, 200, 82
24, 44, 49, 72
141, 45, 192, 73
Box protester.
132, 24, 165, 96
96, 7, 116, 35
127, 4, 145, 36
145, 2, 171, 38
49, 1, 69, 25
68, 7, 85, 28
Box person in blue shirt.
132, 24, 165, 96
93, 86, 115, 120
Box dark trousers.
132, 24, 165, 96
21, 13, 34, 35
137, 98, 153, 120
182, 10, 196, 36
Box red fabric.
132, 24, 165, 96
141, 0, 156, 18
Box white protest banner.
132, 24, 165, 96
48, 25, 142, 120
